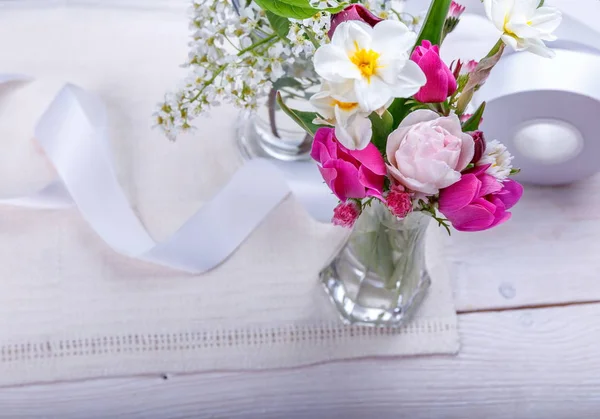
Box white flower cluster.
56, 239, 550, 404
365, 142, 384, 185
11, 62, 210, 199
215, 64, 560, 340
155, 0, 293, 140
154, 0, 414, 141
287, 12, 331, 57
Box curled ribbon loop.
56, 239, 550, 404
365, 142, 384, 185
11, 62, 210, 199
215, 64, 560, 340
0, 76, 336, 274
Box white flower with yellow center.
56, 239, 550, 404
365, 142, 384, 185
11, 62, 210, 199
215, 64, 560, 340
310, 82, 373, 150
484, 0, 562, 58
313, 20, 426, 113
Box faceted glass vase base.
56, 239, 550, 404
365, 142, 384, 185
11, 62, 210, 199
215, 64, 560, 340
319, 205, 433, 328
321, 263, 431, 328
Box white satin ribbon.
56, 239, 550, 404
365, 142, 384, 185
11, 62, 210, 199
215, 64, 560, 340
0, 75, 337, 274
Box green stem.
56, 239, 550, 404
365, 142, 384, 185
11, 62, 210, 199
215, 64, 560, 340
486, 38, 505, 58
237, 33, 277, 56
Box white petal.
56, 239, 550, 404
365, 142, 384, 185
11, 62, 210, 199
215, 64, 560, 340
314, 44, 361, 83
335, 113, 372, 150
501, 33, 520, 51
310, 91, 336, 120
354, 77, 393, 113
333, 21, 373, 57
388, 60, 426, 99
328, 80, 359, 103
530, 7, 562, 34
371, 20, 415, 56
523, 37, 555, 58
484, 0, 513, 31
511, 0, 538, 18
334, 102, 360, 125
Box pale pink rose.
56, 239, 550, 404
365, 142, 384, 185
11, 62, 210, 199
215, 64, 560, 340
386, 186, 413, 219
386, 110, 475, 195
332, 201, 361, 228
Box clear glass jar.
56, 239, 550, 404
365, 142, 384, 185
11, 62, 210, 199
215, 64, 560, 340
321, 201, 432, 327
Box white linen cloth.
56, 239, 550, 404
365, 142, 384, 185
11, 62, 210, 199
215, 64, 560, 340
0, 4, 458, 386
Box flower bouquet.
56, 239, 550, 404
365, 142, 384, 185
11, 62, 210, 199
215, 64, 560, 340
160, 0, 562, 326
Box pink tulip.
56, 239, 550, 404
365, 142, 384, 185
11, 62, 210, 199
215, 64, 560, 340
311, 127, 386, 202
411, 41, 458, 103
332, 201, 361, 228
438, 165, 524, 232
328, 4, 384, 39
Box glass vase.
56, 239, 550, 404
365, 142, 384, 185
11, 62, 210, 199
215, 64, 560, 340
320, 201, 432, 327
236, 88, 314, 161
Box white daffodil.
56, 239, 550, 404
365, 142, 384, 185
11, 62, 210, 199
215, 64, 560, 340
310, 82, 373, 150
313, 20, 426, 113
484, 0, 562, 58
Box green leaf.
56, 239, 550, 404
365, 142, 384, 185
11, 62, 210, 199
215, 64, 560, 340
369, 111, 394, 154
461, 102, 486, 132
255, 0, 346, 19
276, 92, 321, 136
415, 0, 452, 47
266, 11, 291, 39
254, 0, 317, 19
387, 98, 412, 130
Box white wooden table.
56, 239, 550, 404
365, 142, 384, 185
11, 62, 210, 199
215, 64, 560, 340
2, 1, 600, 417
1, 174, 600, 418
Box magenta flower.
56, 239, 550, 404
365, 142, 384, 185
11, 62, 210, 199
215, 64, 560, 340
386, 186, 413, 219
328, 4, 384, 39
332, 201, 361, 228
438, 165, 524, 232
311, 127, 386, 202
448, 1, 465, 19
411, 41, 458, 103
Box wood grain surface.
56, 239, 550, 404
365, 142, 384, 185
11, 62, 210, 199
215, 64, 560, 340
1, 302, 600, 418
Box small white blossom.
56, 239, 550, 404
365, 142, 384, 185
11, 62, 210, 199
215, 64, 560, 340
478, 140, 514, 181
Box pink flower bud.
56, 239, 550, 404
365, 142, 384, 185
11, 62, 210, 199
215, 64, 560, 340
448, 1, 465, 19
332, 201, 361, 228
328, 4, 384, 39
386, 186, 413, 219
410, 41, 458, 103
468, 131, 487, 164
464, 59, 478, 74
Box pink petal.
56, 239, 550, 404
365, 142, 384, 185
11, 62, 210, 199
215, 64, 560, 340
447, 203, 496, 232
497, 179, 524, 209
479, 174, 503, 196
348, 143, 387, 175
438, 174, 481, 213
326, 160, 367, 201
358, 165, 385, 196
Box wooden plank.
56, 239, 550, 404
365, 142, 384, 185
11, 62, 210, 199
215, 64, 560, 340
1, 303, 600, 418
449, 173, 600, 312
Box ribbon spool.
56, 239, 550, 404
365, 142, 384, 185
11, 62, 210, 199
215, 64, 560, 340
477, 46, 600, 185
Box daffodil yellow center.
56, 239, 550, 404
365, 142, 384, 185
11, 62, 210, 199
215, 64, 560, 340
331, 99, 358, 112
503, 14, 517, 37
350, 42, 381, 82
